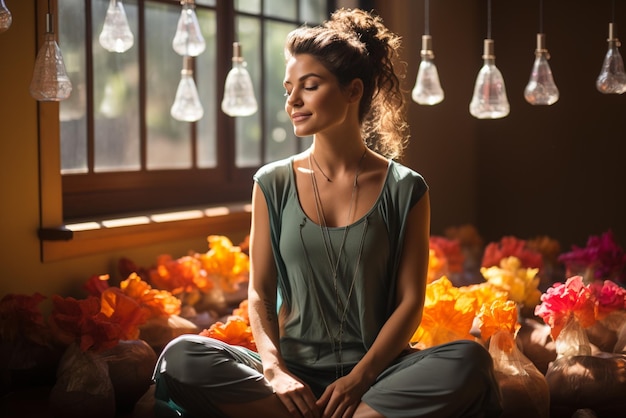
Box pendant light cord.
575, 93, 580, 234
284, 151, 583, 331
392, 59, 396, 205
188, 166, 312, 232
424, 0, 430, 36
611, 0, 615, 23
539, 0, 544, 33
487, 0, 492, 39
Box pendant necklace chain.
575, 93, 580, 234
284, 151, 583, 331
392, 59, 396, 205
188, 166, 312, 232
302, 147, 368, 378
310, 152, 333, 182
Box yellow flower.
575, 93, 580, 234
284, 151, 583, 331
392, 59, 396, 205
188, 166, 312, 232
196, 235, 250, 292
480, 256, 541, 307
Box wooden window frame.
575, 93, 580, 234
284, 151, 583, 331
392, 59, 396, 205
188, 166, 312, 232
38, 0, 335, 262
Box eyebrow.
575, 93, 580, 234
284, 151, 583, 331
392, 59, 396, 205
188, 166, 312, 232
283, 72, 322, 86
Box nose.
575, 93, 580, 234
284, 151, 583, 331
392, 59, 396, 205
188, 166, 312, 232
286, 89, 302, 108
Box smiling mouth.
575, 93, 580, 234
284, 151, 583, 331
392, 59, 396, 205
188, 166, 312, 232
291, 113, 311, 122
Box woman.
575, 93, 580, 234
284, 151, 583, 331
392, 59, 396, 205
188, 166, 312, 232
153, 8, 502, 418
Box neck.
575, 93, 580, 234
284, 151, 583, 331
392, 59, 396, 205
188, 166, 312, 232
310, 140, 367, 181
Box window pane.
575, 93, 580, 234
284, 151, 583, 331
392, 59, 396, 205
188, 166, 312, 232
196, 8, 218, 168
234, 16, 262, 168
264, 21, 299, 163
145, 2, 192, 170
235, 0, 260, 14
264, 0, 296, 20
92, 0, 140, 172
300, 0, 327, 23
195, 0, 216, 6
59, 0, 88, 174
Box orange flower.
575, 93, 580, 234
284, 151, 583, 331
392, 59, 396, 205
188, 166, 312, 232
200, 316, 256, 351
459, 282, 508, 312
100, 287, 146, 341
231, 299, 250, 324
120, 273, 181, 318
411, 277, 477, 348
196, 235, 250, 292
427, 247, 447, 284
149, 254, 213, 295
478, 299, 520, 344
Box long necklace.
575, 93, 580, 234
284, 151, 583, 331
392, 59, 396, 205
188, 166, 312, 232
304, 147, 368, 377
310, 152, 333, 182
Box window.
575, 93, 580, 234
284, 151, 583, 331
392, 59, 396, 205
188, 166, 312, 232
56, 0, 330, 221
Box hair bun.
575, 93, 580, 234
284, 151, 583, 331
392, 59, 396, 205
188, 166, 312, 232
324, 8, 395, 63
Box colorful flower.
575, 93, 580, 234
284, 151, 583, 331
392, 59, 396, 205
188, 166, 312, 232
0, 292, 50, 346
534, 276, 597, 340
49, 290, 146, 353
119, 273, 181, 318
196, 235, 250, 293
480, 256, 541, 308
430, 236, 464, 274
482, 236, 543, 270
558, 230, 626, 284
199, 316, 256, 351
148, 254, 213, 296
411, 277, 477, 348
83, 274, 111, 297
478, 299, 520, 343
589, 279, 626, 320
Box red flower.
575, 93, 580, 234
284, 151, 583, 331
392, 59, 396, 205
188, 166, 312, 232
430, 236, 464, 273
0, 292, 50, 346
482, 236, 543, 270
83, 273, 111, 297
50, 290, 146, 353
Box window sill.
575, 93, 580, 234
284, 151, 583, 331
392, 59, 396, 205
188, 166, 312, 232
39, 202, 252, 262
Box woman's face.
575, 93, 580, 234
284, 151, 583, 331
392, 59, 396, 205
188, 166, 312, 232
283, 53, 354, 138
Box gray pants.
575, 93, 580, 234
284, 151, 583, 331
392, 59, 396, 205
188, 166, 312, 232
153, 335, 502, 418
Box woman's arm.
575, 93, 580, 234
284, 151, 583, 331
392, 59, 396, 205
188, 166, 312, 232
317, 190, 431, 417
248, 182, 320, 418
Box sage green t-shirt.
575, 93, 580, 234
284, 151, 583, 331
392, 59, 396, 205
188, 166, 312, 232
254, 157, 427, 377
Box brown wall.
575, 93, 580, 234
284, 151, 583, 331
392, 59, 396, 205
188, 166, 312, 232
0, 1, 624, 300
376, 0, 626, 249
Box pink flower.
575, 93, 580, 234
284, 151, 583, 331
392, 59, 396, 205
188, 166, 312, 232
558, 230, 626, 284
589, 279, 626, 319
534, 276, 597, 339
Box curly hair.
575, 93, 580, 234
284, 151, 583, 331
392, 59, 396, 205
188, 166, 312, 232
285, 8, 409, 160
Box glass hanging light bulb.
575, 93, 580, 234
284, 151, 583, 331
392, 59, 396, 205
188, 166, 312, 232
524, 33, 559, 105
596, 22, 626, 94
221, 42, 258, 117
0, 0, 12, 33
99, 0, 134, 53
171, 56, 204, 122
172, 0, 205, 57
469, 39, 510, 119
412, 35, 445, 105
29, 11, 72, 101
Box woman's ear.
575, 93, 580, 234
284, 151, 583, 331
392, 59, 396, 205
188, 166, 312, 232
346, 78, 364, 103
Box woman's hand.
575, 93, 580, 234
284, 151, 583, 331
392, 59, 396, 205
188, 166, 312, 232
316, 373, 370, 418
268, 368, 321, 418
